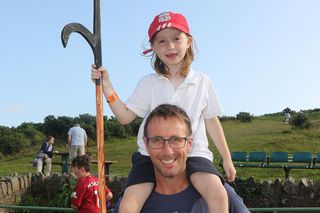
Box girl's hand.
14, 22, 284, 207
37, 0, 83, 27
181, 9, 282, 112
223, 159, 236, 182
91, 64, 105, 82
91, 64, 114, 96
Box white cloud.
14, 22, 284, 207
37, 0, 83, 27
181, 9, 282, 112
2, 104, 25, 113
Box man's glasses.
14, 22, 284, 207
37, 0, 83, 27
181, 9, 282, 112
145, 136, 190, 149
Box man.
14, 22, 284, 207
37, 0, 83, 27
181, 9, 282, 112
115, 104, 249, 212
68, 123, 88, 159
283, 107, 292, 125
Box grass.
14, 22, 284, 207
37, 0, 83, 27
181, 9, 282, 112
1, 112, 320, 182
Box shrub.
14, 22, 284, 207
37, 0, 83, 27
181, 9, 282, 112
230, 177, 262, 204
291, 112, 311, 129
236, 112, 253, 123
49, 177, 76, 208
219, 115, 236, 122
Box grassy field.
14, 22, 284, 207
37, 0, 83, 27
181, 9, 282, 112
1, 111, 319, 182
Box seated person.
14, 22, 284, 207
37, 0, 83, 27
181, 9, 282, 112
35, 136, 55, 176
114, 104, 249, 213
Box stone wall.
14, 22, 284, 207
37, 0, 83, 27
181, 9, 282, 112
258, 177, 320, 207
0, 173, 31, 204
1, 174, 320, 208
232, 177, 320, 208
0, 173, 68, 206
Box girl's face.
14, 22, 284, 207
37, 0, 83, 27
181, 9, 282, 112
48, 137, 54, 144
151, 28, 191, 70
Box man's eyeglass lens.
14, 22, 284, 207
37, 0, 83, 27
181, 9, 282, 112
147, 136, 188, 149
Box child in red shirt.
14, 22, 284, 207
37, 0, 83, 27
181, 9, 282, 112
71, 154, 113, 213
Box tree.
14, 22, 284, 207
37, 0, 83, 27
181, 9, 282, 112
236, 112, 253, 123
105, 116, 127, 138
16, 122, 45, 146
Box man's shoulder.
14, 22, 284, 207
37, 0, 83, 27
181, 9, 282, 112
69, 126, 85, 133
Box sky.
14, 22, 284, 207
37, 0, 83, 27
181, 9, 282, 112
1, 0, 320, 127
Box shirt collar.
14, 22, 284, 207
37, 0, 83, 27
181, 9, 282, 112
156, 68, 197, 85
184, 68, 196, 85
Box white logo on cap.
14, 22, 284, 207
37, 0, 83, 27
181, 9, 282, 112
157, 22, 173, 32
158, 12, 171, 23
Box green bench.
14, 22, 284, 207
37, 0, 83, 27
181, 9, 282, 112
221, 151, 320, 178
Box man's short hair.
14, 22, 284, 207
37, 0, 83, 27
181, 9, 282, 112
143, 104, 192, 137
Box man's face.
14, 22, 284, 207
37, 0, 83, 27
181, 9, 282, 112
144, 116, 192, 179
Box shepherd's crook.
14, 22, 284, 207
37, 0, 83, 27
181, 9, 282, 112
61, 0, 106, 212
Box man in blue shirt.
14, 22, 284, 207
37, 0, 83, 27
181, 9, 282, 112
115, 104, 249, 213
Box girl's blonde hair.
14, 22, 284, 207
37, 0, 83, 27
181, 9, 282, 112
150, 34, 194, 78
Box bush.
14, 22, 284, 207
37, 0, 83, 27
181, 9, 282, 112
230, 177, 262, 204
49, 177, 76, 208
236, 112, 253, 123
291, 112, 311, 129
219, 115, 236, 122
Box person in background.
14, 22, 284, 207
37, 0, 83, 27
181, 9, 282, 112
283, 107, 292, 125
35, 136, 56, 176
91, 11, 235, 212
71, 154, 113, 213
68, 123, 88, 159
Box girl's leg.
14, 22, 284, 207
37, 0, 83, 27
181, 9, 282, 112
118, 183, 154, 213
191, 172, 228, 213
187, 157, 228, 213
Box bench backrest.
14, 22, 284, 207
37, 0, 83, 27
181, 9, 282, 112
270, 152, 289, 162
249, 151, 266, 162
231, 152, 247, 161
292, 152, 313, 163
316, 153, 320, 163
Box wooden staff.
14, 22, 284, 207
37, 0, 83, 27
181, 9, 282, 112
61, 0, 106, 212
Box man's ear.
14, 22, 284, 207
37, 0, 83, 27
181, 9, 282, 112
143, 137, 150, 154
187, 137, 193, 152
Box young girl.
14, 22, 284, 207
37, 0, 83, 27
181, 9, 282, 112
92, 11, 236, 213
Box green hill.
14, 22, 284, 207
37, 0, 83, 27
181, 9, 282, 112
1, 110, 319, 181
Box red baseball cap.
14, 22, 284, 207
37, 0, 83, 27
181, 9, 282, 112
143, 12, 190, 54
